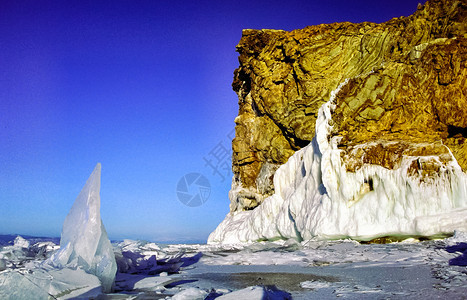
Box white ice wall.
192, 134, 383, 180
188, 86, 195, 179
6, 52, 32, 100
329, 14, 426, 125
209, 80, 467, 244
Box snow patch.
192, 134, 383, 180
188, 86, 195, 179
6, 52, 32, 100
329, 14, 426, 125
171, 287, 208, 300
216, 285, 291, 300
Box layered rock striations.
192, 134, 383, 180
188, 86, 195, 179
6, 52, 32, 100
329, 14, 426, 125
210, 0, 467, 243
230, 0, 467, 212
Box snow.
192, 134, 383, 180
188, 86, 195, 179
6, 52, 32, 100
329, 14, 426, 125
0, 267, 102, 299
171, 287, 208, 300
0, 235, 58, 267
47, 163, 117, 292
216, 285, 291, 299
446, 230, 467, 245
209, 80, 467, 244
114, 239, 185, 275
415, 207, 467, 236
1, 234, 467, 298
13, 236, 30, 249
0, 164, 118, 298
2, 93, 467, 299
300, 280, 333, 289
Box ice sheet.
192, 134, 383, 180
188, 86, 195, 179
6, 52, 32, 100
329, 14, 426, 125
171, 287, 208, 300
0, 267, 102, 299
2, 235, 467, 299
216, 285, 291, 300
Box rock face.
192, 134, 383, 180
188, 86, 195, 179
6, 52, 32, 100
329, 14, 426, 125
209, 81, 467, 243
210, 0, 467, 243
230, 0, 467, 212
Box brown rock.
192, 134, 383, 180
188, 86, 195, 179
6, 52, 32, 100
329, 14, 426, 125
230, 0, 467, 211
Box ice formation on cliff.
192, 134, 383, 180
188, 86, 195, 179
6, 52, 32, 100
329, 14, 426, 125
209, 81, 467, 244
48, 163, 117, 292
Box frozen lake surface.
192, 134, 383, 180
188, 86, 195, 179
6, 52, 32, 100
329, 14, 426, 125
1, 233, 466, 299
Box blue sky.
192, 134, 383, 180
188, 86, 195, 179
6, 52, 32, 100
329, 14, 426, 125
0, 0, 424, 243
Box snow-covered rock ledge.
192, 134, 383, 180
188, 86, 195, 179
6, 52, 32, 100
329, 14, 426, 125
209, 81, 467, 244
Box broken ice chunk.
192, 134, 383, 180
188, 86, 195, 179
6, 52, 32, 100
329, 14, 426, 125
48, 163, 117, 292
0, 259, 6, 271
13, 236, 30, 249
171, 287, 209, 300
0, 267, 102, 299
216, 286, 292, 299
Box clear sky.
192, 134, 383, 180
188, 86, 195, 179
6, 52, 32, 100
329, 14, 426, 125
0, 0, 425, 243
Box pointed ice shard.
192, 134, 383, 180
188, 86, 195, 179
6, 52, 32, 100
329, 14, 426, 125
49, 163, 117, 292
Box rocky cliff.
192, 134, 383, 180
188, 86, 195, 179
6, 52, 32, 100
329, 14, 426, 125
230, 0, 467, 213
